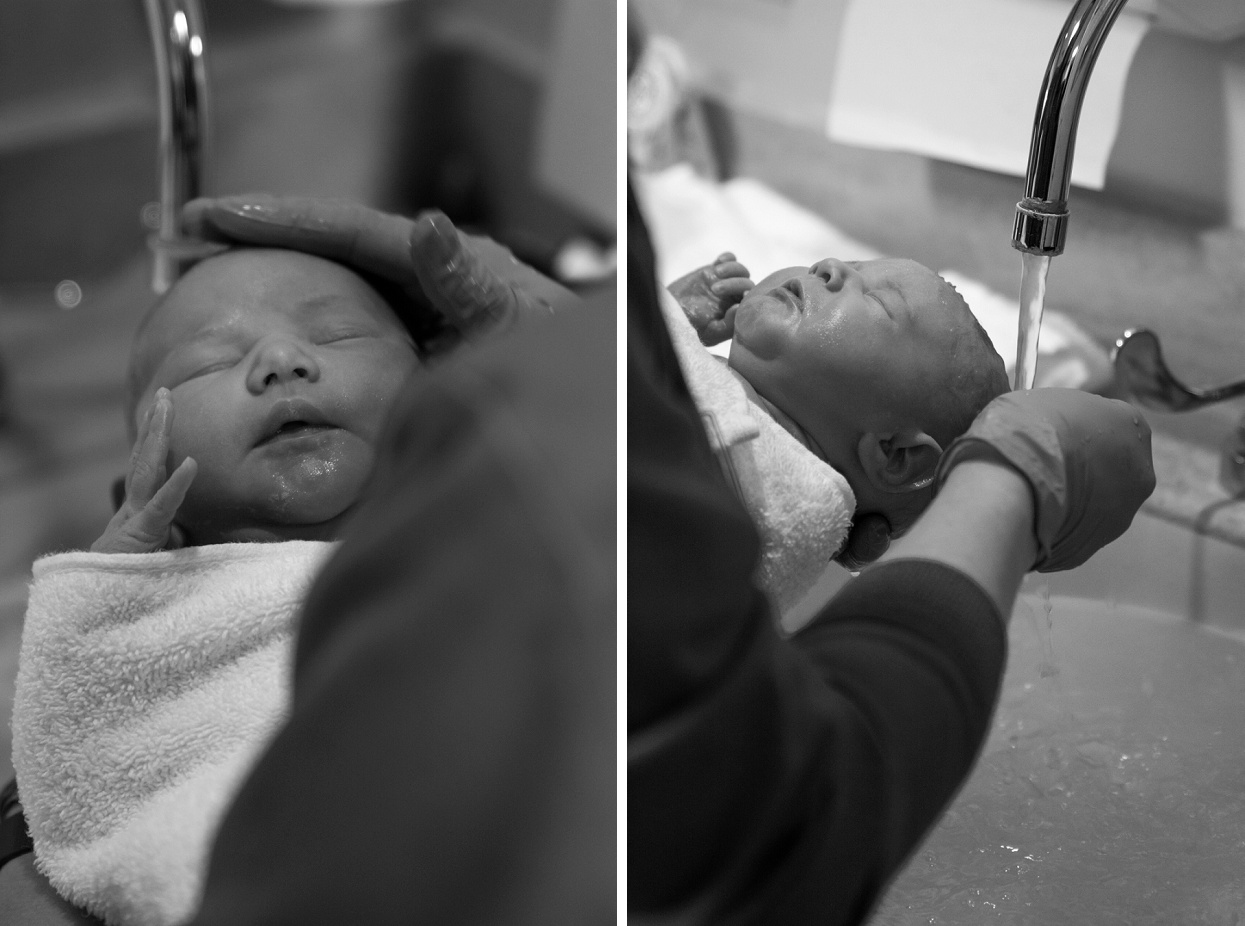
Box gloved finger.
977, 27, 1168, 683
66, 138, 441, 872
713, 252, 736, 264
1038, 403, 1154, 572
408, 212, 521, 332
710, 261, 750, 280
408, 212, 571, 335
183, 195, 419, 286
835, 512, 892, 571
449, 221, 581, 316
940, 389, 1155, 573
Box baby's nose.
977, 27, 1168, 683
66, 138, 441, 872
809, 258, 851, 290
248, 339, 321, 392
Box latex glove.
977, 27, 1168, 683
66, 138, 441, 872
182, 195, 579, 354
666, 252, 753, 346
93, 388, 196, 553
934, 388, 1155, 573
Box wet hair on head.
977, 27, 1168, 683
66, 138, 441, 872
919, 281, 1010, 449
877, 292, 1008, 538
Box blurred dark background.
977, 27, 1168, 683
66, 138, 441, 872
0, 0, 615, 285
0, 0, 617, 782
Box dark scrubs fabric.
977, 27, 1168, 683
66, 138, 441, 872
627, 182, 1007, 926
186, 288, 617, 926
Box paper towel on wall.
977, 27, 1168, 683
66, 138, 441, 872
827, 0, 1149, 190
536, 0, 616, 230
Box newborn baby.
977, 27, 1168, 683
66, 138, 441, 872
13, 248, 422, 926
664, 252, 1008, 610
108, 246, 422, 550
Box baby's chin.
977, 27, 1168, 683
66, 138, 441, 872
177, 442, 376, 544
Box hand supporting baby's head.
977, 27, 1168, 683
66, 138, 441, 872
727, 257, 1009, 539
100, 248, 421, 551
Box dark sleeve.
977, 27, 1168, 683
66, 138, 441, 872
187, 292, 616, 926
627, 181, 1006, 926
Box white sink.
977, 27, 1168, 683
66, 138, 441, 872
870, 507, 1245, 924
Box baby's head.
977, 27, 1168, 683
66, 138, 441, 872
728, 257, 1009, 537
126, 247, 421, 545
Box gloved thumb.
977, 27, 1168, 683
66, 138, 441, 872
409, 212, 548, 337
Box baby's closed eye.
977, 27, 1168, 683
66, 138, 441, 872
180, 354, 242, 381
310, 323, 383, 345
316, 331, 372, 344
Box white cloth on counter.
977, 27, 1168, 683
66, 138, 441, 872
12, 541, 337, 926
635, 163, 881, 289
634, 163, 1112, 390
658, 288, 855, 615
827, 0, 1149, 190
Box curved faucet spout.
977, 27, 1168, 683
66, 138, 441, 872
143, 0, 210, 294
1013, 0, 1131, 256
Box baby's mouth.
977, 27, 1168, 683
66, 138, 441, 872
255, 399, 337, 447
773, 280, 803, 312
258, 421, 336, 445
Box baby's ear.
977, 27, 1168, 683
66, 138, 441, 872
857, 429, 942, 494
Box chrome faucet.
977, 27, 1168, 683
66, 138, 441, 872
142, 0, 210, 294
1030, 2, 1245, 494
1012, 0, 1132, 257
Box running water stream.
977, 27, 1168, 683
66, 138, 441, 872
1014, 252, 1052, 391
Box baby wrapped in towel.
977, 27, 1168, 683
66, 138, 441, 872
663, 253, 1010, 613
11, 247, 423, 926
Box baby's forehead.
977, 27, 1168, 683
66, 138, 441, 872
132, 248, 405, 371
148, 248, 390, 330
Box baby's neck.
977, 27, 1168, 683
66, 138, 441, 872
179, 509, 353, 546
723, 362, 824, 459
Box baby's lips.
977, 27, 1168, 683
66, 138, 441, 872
254, 398, 333, 446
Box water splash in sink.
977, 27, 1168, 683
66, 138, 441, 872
1037, 582, 1058, 679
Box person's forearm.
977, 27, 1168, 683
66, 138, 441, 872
880, 459, 1037, 619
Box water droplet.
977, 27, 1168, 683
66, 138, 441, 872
141, 201, 161, 231
54, 280, 81, 309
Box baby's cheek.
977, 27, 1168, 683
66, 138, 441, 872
165, 407, 212, 471
357, 359, 418, 441
261, 432, 376, 522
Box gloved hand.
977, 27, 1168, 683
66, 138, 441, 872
666, 252, 753, 346
934, 388, 1155, 572
181, 195, 579, 354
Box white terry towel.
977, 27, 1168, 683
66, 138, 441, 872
658, 289, 855, 614
11, 540, 337, 926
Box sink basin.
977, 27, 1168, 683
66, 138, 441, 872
869, 507, 1245, 924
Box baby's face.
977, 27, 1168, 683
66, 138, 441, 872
729, 257, 966, 460
131, 248, 420, 544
